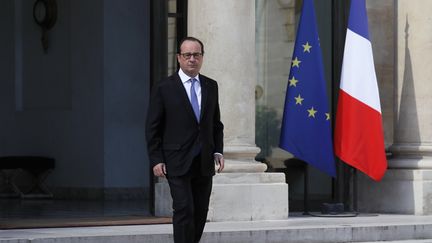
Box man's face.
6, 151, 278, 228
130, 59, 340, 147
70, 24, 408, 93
177, 40, 203, 77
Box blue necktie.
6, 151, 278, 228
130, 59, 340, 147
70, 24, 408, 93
190, 78, 200, 121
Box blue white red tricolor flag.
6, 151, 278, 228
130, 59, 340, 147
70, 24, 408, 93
334, 0, 388, 181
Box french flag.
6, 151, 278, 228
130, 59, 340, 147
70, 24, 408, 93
334, 0, 387, 181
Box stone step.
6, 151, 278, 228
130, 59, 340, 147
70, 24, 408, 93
357, 241, 432, 243
1, 214, 432, 243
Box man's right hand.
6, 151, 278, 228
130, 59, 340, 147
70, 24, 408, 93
153, 163, 167, 177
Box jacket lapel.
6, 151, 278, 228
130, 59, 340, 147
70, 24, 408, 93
199, 75, 208, 121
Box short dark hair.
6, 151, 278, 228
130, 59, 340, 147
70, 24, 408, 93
177, 37, 205, 55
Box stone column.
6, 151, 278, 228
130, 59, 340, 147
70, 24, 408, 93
189, 0, 288, 221
188, 0, 266, 173
358, 0, 432, 215
155, 0, 289, 221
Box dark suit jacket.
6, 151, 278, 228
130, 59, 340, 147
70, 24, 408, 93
146, 72, 224, 176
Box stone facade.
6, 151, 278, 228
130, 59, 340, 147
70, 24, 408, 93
2, 0, 431, 220
358, 0, 432, 215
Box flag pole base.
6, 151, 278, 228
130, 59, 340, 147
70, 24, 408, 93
303, 203, 359, 217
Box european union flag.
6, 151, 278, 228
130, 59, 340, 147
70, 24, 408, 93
279, 0, 336, 177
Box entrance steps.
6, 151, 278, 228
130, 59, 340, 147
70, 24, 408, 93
2, 213, 432, 242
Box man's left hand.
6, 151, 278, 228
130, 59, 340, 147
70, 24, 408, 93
214, 154, 224, 173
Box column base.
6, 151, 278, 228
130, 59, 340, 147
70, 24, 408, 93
155, 172, 289, 221
222, 144, 268, 173
222, 160, 268, 173
358, 159, 432, 215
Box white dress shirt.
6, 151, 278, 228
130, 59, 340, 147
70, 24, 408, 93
178, 68, 201, 111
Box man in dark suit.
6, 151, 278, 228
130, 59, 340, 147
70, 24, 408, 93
146, 37, 224, 243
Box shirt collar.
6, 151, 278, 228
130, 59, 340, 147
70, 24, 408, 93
178, 68, 200, 84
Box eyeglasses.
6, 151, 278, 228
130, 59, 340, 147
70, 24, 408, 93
179, 52, 203, 59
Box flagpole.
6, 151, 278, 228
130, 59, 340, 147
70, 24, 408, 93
303, 164, 309, 215
331, 0, 350, 208
353, 168, 358, 212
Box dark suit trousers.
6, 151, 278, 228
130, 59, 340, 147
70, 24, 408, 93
167, 155, 213, 243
